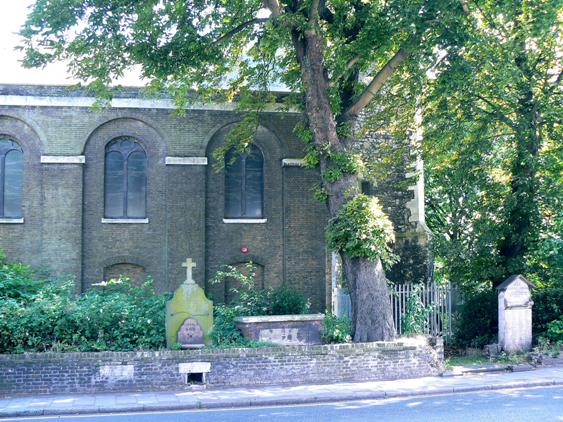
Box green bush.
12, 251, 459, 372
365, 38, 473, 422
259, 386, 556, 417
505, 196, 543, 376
452, 289, 498, 348
533, 288, 563, 338
321, 313, 352, 344
542, 316, 563, 345
0, 254, 169, 353
269, 285, 310, 315
210, 305, 247, 347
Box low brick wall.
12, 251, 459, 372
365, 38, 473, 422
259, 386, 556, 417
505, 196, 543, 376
0, 337, 444, 396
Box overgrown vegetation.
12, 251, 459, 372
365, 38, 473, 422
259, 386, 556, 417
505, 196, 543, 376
0, 252, 169, 354
209, 263, 310, 348
401, 284, 431, 336
320, 313, 352, 344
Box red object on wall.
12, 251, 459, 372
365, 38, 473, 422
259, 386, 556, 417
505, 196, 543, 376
240, 246, 249, 253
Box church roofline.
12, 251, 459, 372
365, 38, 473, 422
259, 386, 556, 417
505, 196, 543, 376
0, 84, 299, 113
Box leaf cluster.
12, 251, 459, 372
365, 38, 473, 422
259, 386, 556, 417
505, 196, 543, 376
326, 194, 397, 266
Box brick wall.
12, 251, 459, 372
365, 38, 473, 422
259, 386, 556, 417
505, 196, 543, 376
0, 338, 443, 396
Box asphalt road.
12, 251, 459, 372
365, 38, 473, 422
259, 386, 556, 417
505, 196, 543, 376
2, 386, 562, 422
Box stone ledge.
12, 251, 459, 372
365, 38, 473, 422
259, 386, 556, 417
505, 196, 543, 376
281, 158, 306, 167
0, 218, 24, 224
40, 155, 85, 164
234, 314, 324, 324
165, 157, 208, 166
101, 218, 149, 224
222, 219, 267, 224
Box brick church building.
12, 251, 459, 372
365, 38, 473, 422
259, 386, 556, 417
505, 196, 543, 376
0, 84, 430, 312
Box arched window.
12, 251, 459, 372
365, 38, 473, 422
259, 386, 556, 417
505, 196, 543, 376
104, 137, 147, 218
224, 144, 264, 218
0, 138, 23, 218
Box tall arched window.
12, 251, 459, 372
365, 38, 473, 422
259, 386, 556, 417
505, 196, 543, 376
224, 144, 264, 218
0, 138, 23, 218
104, 137, 147, 218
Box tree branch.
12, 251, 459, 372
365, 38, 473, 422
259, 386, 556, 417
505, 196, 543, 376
214, 18, 269, 45
343, 47, 409, 119
264, 0, 281, 18
460, 0, 470, 14
331, 55, 360, 85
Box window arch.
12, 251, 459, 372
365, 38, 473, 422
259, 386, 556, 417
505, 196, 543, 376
224, 144, 264, 218
104, 137, 147, 218
0, 138, 23, 218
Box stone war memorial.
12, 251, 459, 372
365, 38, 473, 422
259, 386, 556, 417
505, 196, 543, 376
165, 258, 213, 348
496, 275, 535, 353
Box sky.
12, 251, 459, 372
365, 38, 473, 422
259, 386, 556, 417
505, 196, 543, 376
0, 0, 142, 86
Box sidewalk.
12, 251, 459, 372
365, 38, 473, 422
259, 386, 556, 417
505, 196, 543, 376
1, 365, 562, 418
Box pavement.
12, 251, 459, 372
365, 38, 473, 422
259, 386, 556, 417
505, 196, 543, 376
1, 363, 563, 418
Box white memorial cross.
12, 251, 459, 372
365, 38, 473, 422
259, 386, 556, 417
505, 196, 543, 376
182, 258, 197, 285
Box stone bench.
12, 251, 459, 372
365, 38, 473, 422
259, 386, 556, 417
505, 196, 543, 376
234, 314, 324, 346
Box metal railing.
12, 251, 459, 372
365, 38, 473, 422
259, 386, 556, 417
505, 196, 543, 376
333, 281, 452, 339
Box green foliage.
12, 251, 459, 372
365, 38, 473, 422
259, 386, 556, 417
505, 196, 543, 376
321, 313, 352, 344
210, 305, 247, 347
542, 317, 563, 346
312, 183, 329, 203
452, 289, 498, 348
0, 256, 169, 353
533, 288, 563, 339
269, 285, 310, 316
401, 284, 431, 336
209, 263, 310, 347
323, 151, 363, 183
326, 194, 397, 266
422, 0, 562, 290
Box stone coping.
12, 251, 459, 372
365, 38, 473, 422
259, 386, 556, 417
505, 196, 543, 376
234, 314, 324, 323
0, 339, 436, 362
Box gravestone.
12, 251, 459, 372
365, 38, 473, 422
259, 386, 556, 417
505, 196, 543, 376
496, 275, 534, 353
165, 258, 213, 348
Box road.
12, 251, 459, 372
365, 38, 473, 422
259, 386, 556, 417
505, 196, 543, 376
2, 386, 562, 422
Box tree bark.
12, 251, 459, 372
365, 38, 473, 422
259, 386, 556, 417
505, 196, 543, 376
290, 24, 396, 342
342, 255, 395, 341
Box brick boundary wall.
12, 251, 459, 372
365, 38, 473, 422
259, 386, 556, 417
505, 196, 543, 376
0, 337, 443, 396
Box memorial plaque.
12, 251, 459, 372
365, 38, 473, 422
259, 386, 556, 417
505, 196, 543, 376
177, 318, 204, 347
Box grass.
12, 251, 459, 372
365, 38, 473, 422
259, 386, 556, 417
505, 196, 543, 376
445, 351, 529, 369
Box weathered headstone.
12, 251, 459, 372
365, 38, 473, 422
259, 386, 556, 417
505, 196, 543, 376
496, 275, 534, 353
165, 258, 213, 348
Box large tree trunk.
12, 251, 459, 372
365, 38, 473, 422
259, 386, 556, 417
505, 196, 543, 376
498, 41, 541, 278
342, 256, 396, 341
291, 26, 396, 342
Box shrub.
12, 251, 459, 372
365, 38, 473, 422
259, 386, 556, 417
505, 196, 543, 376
0, 254, 170, 353
210, 304, 247, 347
452, 289, 498, 348
542, 316, 563, 345
533, 287, 563, 338
269, 285, 310, 315
321, 313, 352, 344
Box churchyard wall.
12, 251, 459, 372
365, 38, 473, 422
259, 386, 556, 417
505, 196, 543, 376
0, 337, 444, 396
